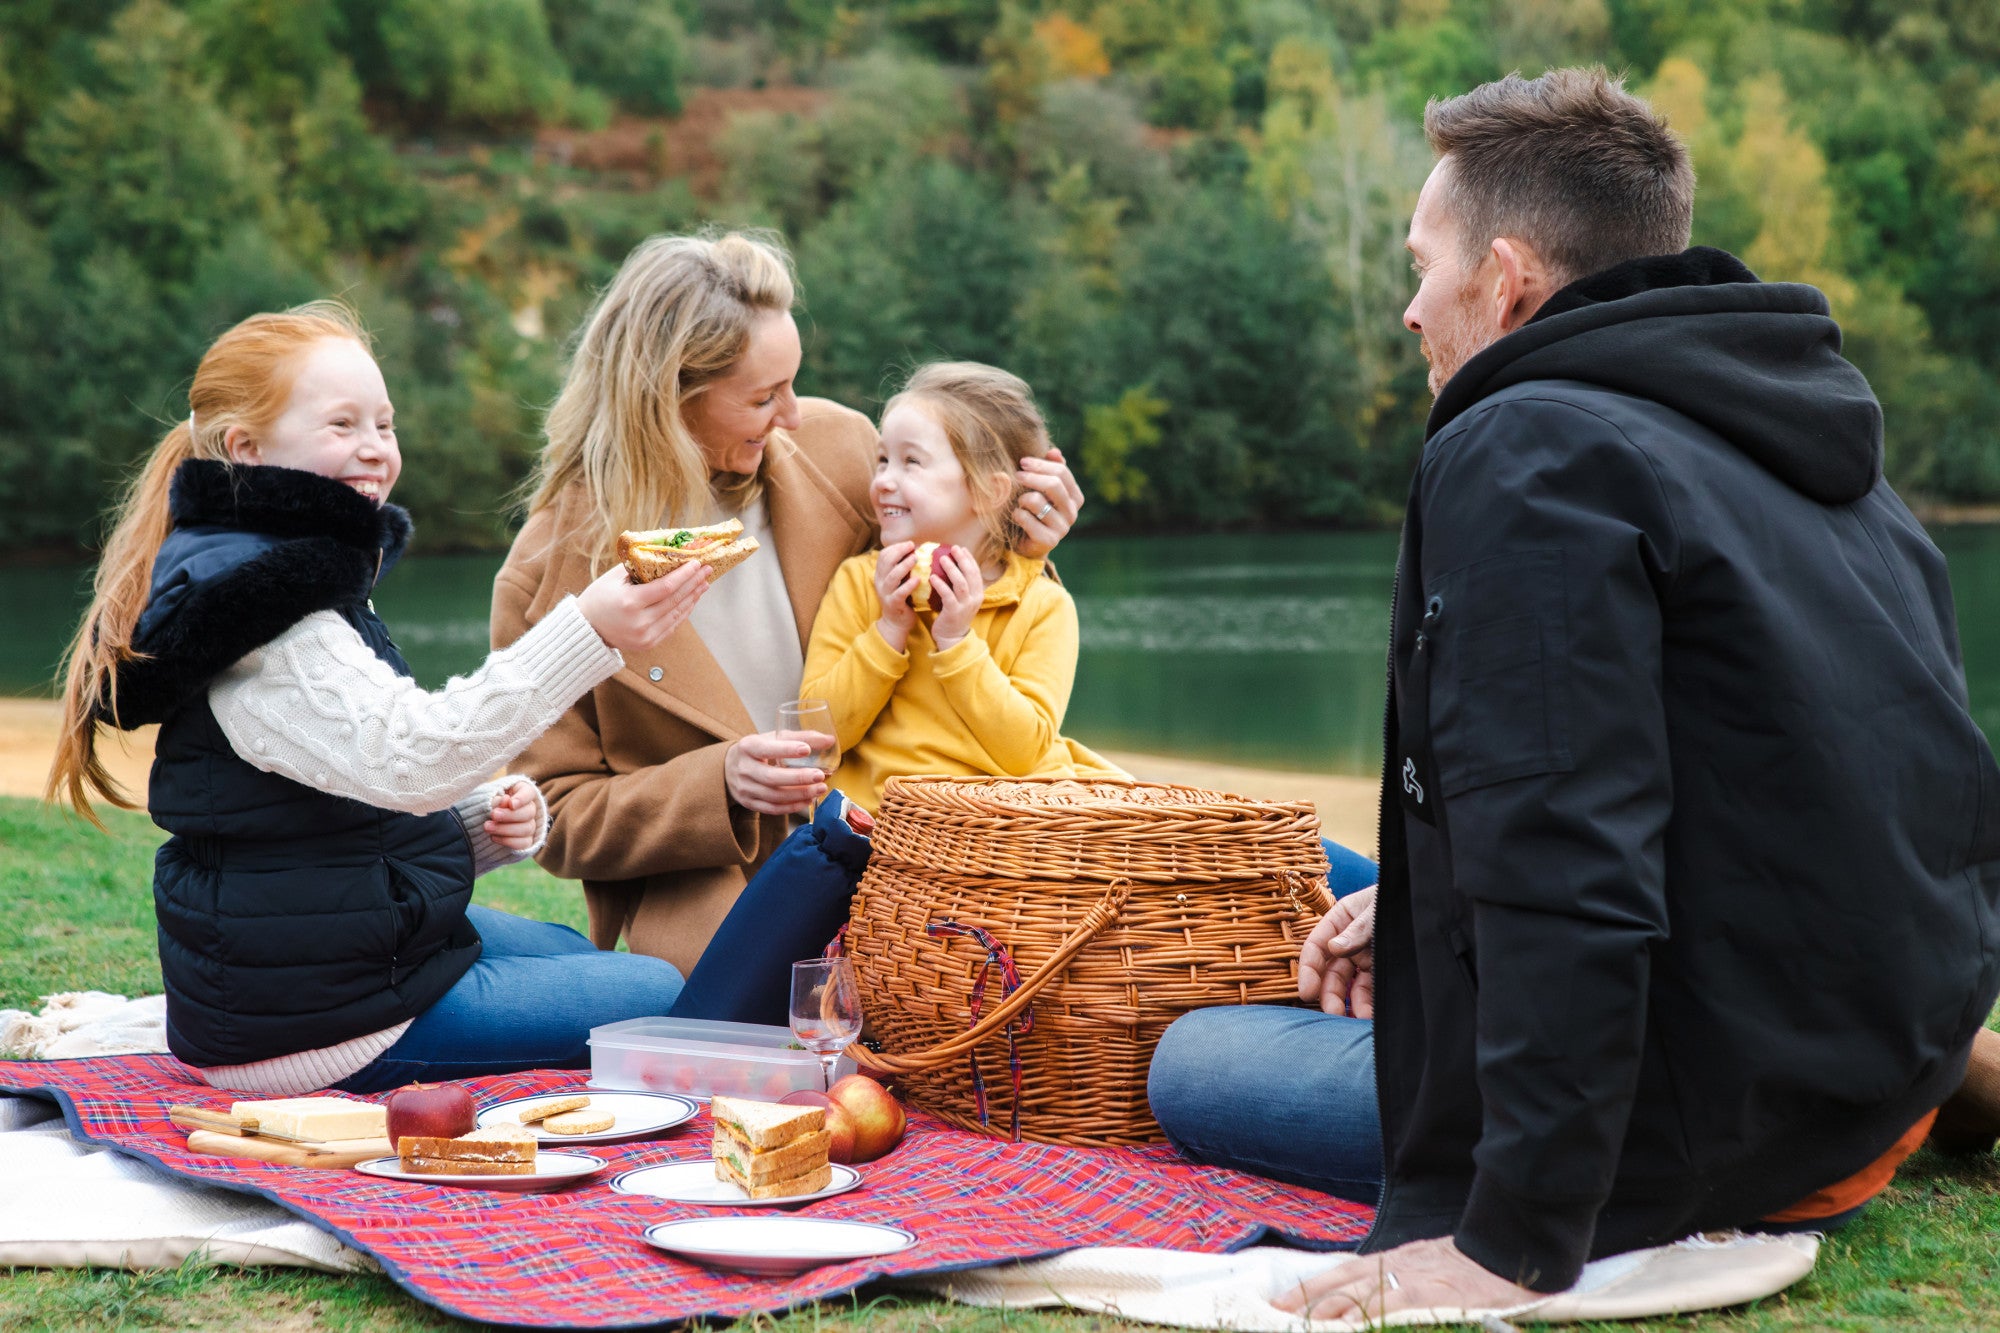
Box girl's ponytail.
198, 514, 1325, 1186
45, 299, 370, 822
46, 421, 197, 819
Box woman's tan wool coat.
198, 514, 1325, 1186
492, 399, 878, 975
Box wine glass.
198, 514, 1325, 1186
789, 957, 863, 1092
776, 698, 840, 816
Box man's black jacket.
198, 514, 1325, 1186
1361, 248, 2000, 1290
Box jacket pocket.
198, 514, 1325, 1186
1428, 550, 1573, 799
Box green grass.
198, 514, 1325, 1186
4, 794, 1999, 1330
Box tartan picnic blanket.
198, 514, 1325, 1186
1, 1056, 1374, 1329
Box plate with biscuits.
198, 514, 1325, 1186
354, 1124, 607, 1192
476, 1090, 700, 1146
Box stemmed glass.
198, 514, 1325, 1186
776, 698, 840, 817
789, 957, 863, 1092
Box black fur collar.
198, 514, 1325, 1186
170, 459, 412, 561
98, 463, 415, 728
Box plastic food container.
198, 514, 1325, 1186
588, 1017, 855, 1101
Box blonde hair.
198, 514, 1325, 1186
884, 362, 1052, 562
528, 230, 797, 565
47, 301, 371, 821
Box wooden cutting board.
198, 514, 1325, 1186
185, 1129, 392, 1169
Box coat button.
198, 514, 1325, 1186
648, 667, 663, 682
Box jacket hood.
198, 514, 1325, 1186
1426, 247, 1883, 505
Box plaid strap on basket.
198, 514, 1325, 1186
926, 920, 1032, 1142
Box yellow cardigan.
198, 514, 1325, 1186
801, 551, 1124, 812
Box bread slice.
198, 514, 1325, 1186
717, 1156, 834, 1200
398, 1123, 538, 1173
709, 1095, 824, 1150
712, 1126, 832, 1185
401, 1155, 539, 1177
617, 520, 759, 583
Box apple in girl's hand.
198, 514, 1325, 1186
781, 1089, 858, 1164
827, 1074, 906, 1162
385, 1081, 476, 1145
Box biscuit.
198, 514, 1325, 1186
516, 1095, 591, 1124
542, 1108, 616, 1135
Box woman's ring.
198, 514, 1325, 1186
1035, 499, 1055, 521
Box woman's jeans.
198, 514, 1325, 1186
332, 904, 684, 1093
1147, 847, 1384, 1204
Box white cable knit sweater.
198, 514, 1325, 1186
193, 595, 623, 1094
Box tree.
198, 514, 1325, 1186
546, 0, 687, 115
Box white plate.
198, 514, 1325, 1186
611, 1159, 862, 1206
642, 1216, 916, 1275
352, 1151, 606, 1192
476, 1090, 699, 1145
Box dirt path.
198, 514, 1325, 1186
1, 698, 1379, 856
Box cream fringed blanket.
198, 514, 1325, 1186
0, 991, 169, 1060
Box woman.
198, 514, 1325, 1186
492, 231, 1084, 974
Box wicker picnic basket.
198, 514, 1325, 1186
843, 775, 1333, 1147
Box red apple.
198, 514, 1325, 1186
827, 1074, 906, 1162
384, 1081, 476, 1146
781, 1089, 858, 1164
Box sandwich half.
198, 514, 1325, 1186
710, 1095, 833, 1199
397, 1123, 539, 1176
618, 519, 760, 583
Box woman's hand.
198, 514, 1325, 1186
1013, 446, 1085, 559
873, 541, 919, 653
483, 779, 542, 853
576, 560, 711, 653
929, 545, 985, 652
725, 731, 832, 816
1298, 885, 1377, 1018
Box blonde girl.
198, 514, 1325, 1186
47, 302, 708, 1094
801, 361, 1123, 812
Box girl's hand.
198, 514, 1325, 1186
873, 542, 919, 652
577, 560, 711, 653
725, 731, 831, 816
484, 780, 542, 853
1012, 447, 1085, 559
929, 545, 985, 651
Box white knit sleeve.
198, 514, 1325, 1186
209, 597, 622, 815
453, 775, 550, 877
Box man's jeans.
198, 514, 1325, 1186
1146, 842, 1383, 1204
333, 905, 684, 1093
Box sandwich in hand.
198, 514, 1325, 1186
710, 1095, 833, 1199
618, 519, 760, 583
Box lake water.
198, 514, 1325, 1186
6, 526, 1996, 776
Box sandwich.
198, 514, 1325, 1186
710, 1095, 833, 1199
397, 1123, 539, 1176
911, 542, 941, 611
618, 519, 759, 583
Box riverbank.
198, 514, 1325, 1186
0, 698, 1380, 856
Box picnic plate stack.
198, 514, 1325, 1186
843, 776, 1333, 1146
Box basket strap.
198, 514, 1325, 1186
850, 879, 1133, 1076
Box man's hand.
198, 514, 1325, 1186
483, 779, 542, 853
1270, 1237, 1543, 1322
873, 541, 919, 652
725, 731, 831, 816
1299, 884, 1376, 1018
928, 545, 986, 651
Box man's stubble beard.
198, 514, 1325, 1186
1420, 283, 1493, 399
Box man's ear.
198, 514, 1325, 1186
1489, 236, 1554, 333
223, 424, 259, 465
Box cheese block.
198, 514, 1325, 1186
230, 1096, 386, 1142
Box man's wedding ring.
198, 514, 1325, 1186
1034, 499, 1055, 521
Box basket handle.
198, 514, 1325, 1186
849, 879, 1132, 1076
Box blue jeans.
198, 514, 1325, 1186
331, 905, 684, 1093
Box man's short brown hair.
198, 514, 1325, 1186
1425, 67, 1694, 287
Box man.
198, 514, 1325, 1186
1147, 67, 2000, 1319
